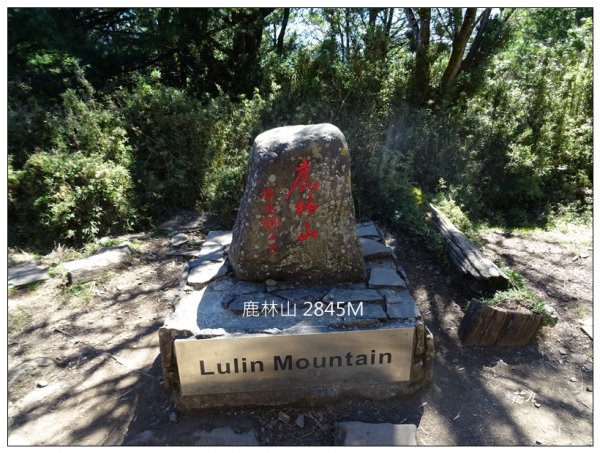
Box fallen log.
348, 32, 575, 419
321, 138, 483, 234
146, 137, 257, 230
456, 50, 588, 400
62, 244, 133, 285
429, 203, 509, 293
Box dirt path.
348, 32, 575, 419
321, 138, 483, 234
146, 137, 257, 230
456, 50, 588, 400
6, 224, 593, 446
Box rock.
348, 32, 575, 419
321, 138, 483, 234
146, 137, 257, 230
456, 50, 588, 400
340, 303, 388, 325
265, 279, 277, 287
396, 266, 409, 281
356, 222, 381, 240
541, 303, 559, 323
334, 422, 418, 446
586, 386, 592, 392
559, 349, 568, 355
187, 261, 228, 288
191, 427, 259, 446
360, 238, 393, 259
63, 244, 133, 284
228, 124, 366, 283
8, 262, 49, 287
382, 289, 420, 320
381, 289, 413, 305
569, 376, 578, 382
169, 411, 178, 422
167, 249, 204, 258
229, 281, 265, 296
36, 379, 49, 388
570, 353, 588, 365
273, 287, 328, 305
205, 231, 233, 246
295, 414, 305, 428
278, 411, 291, 423
534, 402, 542, 408
170, 233, 190, 247
368, 267, 407, 289
188, 245, 225, 268
583, 363, 593, 372
226, 293, 286, 314
323, 288, 384, 304
386, 301, 421, 320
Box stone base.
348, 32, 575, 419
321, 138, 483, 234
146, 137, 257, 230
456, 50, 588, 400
159, 222, 433, 410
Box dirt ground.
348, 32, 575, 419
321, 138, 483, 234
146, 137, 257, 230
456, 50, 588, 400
6, 221, 593, 446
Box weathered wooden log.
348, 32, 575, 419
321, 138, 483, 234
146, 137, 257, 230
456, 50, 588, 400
428, 203, 509, 293
459, 301, 541, 347
62, 244, 133, 285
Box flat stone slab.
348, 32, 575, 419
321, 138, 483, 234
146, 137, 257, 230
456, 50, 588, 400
360, 238, 393, 259
323, 288, 384, 304
341, 303, 388, 325
357, 222, 381, 239
334, 422, 418, 446
191, 427, 259, 446
227, 292, 287, 314
188, 244, 225, 267
170, 233, 190, 247
8, 262, 49, 287
368, 267, 407, 289
381, 290, 421, 320
273, 287, 329, 305
387, 301, 421, 320
229, 281, 266, 296
381, 289, 413, 305
187, 261, 228, 288
205, 231, 233, 246
167, 249, 204, 258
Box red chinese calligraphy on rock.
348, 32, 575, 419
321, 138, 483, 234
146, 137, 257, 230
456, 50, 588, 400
285, 159, 320, 201
286, 158, 321, 242
259, 185, 281, 253
298, 221, 318, 241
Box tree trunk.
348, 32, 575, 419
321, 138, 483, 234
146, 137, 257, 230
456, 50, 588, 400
440, 7, 478, 92
405, 8, 431, 105
276, 8, 289, 56
460, 8, 492, 73
429, 203, 509, 293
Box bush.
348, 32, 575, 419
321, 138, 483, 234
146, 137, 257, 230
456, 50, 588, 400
8, 88, 137, 246
120, 75, 266, 223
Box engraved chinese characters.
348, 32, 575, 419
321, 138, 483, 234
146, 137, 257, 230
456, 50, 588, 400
229, 124, 366, 283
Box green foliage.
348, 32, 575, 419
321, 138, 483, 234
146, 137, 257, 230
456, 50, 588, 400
484, 263, 556, 327
61, 282, 95, 308
432, 185, 477, 239
121, 76, 265, 223
7, 7, 593, 251
368, 173, 448, 264
8, 88, 137, 246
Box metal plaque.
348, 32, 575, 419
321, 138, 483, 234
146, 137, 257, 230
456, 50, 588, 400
174, 327, 415, 396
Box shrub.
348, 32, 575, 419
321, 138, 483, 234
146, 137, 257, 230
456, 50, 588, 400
8, 88, 137, 246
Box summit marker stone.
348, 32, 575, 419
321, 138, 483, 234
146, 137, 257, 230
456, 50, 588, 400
229, 124, 366, 283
